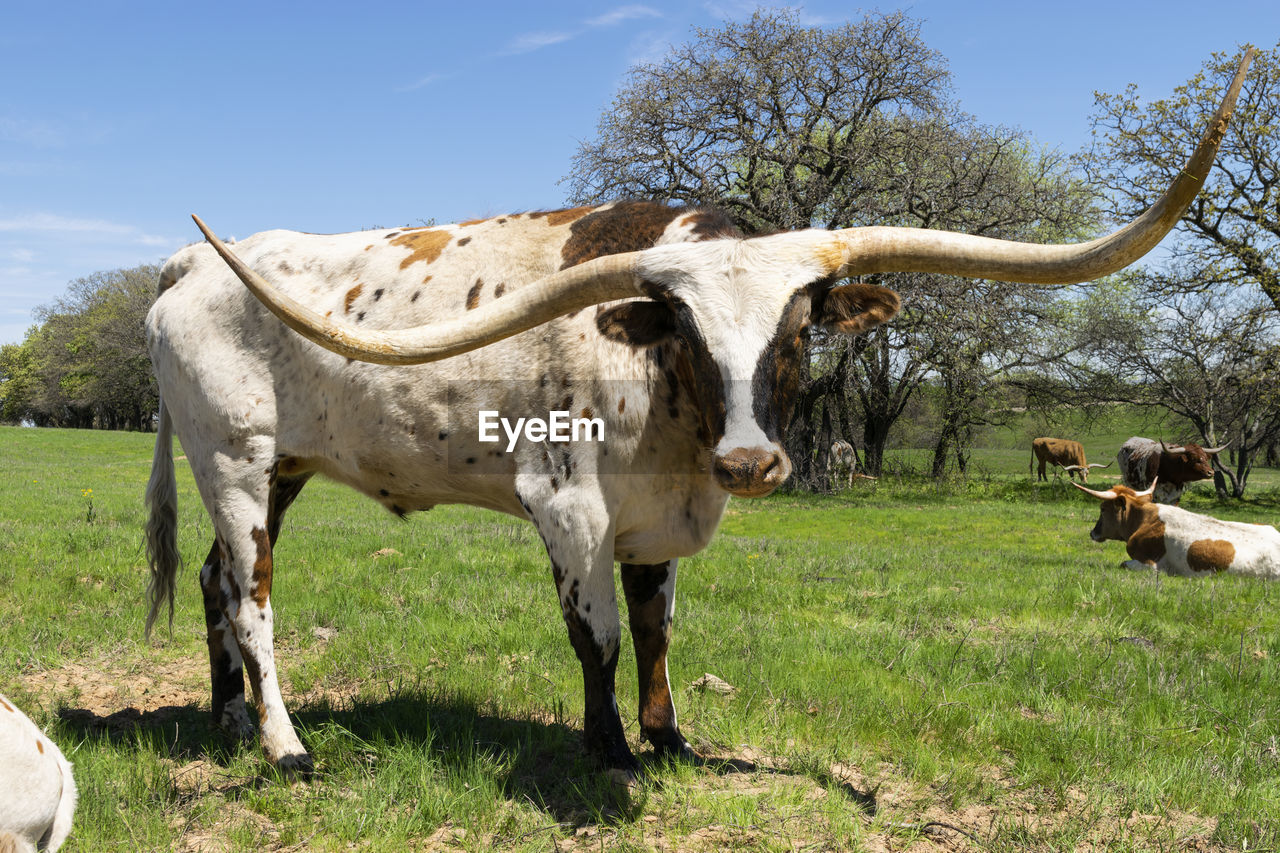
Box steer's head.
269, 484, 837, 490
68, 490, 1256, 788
193, 53, 1250, 499
1073, 481, 1158, 543
593, 232, 897, 496
1159, 440, 1228, 484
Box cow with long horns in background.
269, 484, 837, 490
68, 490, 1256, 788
1030, 436, 1111, 483
143, 55, 1252, 777
1116, 436, 1230, 505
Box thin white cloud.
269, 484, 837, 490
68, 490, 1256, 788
587, 5, 662, 28
500, 6, 664, 57
500, 30, 575, 56
0, 212, 172, 247
396, 72, 451, 93
0, 117, 63, 148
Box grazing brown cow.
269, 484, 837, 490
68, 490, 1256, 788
1031, 437, 1111, 483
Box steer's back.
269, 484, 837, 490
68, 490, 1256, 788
1158, 505, 1280, 579
147, 203, 739, 519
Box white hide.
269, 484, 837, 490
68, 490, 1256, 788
0, 694, 76, 852
1144, 504, 1280, 579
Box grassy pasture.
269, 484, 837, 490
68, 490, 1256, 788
1, 423, 1278, 851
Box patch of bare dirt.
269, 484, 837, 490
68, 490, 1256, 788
11, 655, 1233, 852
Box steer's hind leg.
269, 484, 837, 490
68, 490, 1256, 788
201, 539, 251, 740
202, 458, 310, 775
621, 560, 694, 762
201, 470, 312, 744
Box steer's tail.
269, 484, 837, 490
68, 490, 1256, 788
144, 400, 181, 638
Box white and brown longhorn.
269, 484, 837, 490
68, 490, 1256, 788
1116, 436, 1230, 504
1074, 480, 1280, 578
0, 693, 76, 852
144, 54, 1252, 777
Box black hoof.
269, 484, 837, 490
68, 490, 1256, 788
273, 751, 315, 780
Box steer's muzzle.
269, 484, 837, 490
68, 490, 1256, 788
1090, 524, 1106, 543
713, 446, 790, 497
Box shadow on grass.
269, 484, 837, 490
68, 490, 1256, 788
55, 689, 880, 824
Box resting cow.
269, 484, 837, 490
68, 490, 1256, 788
1116, 436, 1229, 504
1030, 437, 1110, 483
143, 54, 1252, 777
0, 693, 76, 853
1074, 481, 1280, 579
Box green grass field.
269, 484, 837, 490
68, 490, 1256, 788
1, 423, 1277, 851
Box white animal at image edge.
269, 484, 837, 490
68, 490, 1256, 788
0, 693, 76, 853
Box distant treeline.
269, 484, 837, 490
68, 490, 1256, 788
1, 264, 159, 431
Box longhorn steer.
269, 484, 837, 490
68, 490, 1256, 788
1116, 436, 1229, 504
0, 693, 76, 853
143, 56, 1250, 777
1030, 437, 1110, 483
1074, 482, 1280, 578
827, 439, 857, 488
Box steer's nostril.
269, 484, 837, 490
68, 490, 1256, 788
713, 447, 789, 497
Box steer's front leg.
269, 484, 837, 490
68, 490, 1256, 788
522, 490, 636, 775
553, 550, 635, 774
621, 560, 694, 761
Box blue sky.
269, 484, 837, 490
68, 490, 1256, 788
1, 1, 1273, 345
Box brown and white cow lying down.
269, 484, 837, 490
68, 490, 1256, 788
0, 693, 76, 853
1074, 481, 1280, 579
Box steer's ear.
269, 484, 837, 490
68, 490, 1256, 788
596, 300, 677, 346
814, 283, 900, 335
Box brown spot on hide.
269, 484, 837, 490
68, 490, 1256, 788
457, 236, 471, 247
529, 205, 595, 227
36, 740, 44, 753
596, 301, 676, 346
494, 282, 505, 298
389, 229, 451, 269
581, 406, 593, 420
1187, 539, 1236, 573
560, 202, 740, 270
466, 279, 483, 310
344, 284, 363, 313
618, 397, 626, 413
1, 698, 13, 712
276, 456, 314, 477
1126, 518, 1168, 565
751, 292, 811, 442
373, 288, 384, 301
411, 291, 420, 302
250, 526, 272, 608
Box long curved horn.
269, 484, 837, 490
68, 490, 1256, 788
1061, 464, 1083, 472
1072, 481, 1118, 500
1087, 461, 1113, 470
191, 215, 648, 365
1160, 439, 1186, 455
1134, 478, 1158, 498
1204, 440, 1232, 455
824, 51, 1254, 284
